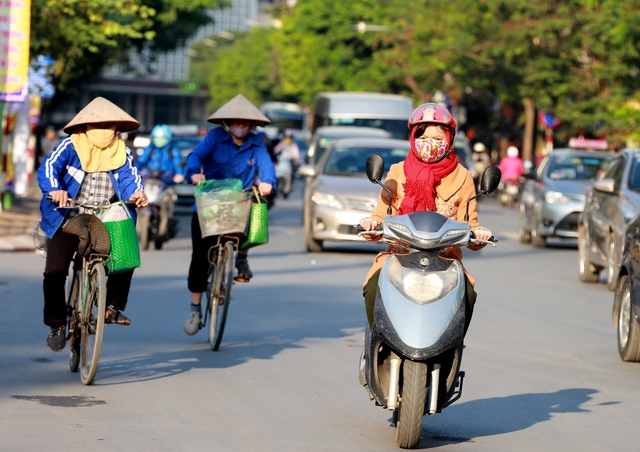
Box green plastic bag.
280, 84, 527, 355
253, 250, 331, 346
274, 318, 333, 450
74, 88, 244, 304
241, 188, 269, 250
194, 178, 243, 197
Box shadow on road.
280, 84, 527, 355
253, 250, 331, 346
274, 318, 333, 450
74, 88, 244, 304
415, 387, 609, 448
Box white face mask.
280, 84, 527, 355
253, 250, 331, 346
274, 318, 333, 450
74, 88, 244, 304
86, 125, 117, 148
228, 125, 250, 138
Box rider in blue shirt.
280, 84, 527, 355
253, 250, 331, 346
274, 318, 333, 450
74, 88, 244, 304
183, 94, 276, 336
135, 124, 185, 183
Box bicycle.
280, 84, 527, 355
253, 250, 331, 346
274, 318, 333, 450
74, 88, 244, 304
202, 235, 240, 351
195, 186, 257, 351
51, 197, 135, 385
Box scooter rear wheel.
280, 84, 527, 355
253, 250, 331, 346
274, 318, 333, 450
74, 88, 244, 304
396, 360, 427, 449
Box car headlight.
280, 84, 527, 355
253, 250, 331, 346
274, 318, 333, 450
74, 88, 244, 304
386, 256, 459, 305
545, 190, 568, 204
311, 191, 344, 209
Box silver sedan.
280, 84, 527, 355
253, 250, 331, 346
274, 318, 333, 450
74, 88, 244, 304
519, 149, 614, 247
298, 138, 410, 252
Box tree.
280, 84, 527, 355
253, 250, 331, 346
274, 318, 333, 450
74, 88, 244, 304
189, 28, 284, 109
483, 0, 640, 151
30, 0, 227, 92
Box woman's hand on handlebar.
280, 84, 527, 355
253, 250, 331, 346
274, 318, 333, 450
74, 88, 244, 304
358, 217, 378, 231
473, 227, 493, 241
48, 190, 69, 207
258, 182, 273, 196
129, 191, 149, 207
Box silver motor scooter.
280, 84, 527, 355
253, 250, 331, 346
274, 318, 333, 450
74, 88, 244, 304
359, 154, 501, 449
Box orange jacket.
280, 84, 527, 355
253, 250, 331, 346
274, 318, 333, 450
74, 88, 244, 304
363, 162, 486, 286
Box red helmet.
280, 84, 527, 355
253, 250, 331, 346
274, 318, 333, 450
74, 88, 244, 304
408, 103, 457, 145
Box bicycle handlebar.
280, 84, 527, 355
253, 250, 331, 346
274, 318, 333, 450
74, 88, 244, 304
46, 195, 137, 211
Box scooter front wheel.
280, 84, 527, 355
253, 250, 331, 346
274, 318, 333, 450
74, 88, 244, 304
396, 360, 427, 449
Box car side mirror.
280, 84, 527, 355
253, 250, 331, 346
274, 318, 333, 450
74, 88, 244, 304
480, 166, 502, 195
366, 154, 385, 184
297, 164, 316, 179
593, 178, 616, 194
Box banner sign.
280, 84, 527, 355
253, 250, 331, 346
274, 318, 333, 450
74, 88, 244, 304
568, 138, 608, 150
0, 0, 32, 102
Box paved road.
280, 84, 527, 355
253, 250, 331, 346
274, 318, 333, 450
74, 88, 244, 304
0, 190, 637, 451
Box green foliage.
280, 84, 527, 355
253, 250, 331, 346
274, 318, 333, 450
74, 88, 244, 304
189, 28, 283, 109
30, 0, 226, 91
483, 0, 640, 143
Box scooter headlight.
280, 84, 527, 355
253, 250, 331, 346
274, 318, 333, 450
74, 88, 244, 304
386, 256, 459, 305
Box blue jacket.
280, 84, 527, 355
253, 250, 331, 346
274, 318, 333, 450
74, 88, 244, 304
135, 142, 185, 176
185, 127, 276, 193
38, 136, 144, 238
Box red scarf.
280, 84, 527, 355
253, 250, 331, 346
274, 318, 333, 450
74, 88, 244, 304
398, 128, 458, 214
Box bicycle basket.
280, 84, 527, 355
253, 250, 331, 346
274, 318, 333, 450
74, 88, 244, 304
196, 181, 251, 238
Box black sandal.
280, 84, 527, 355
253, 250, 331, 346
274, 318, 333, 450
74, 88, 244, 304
105, 306, 131, 325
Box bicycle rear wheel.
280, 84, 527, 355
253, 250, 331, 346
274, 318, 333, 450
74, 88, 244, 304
209, 241, 235, 351
66, 267, 81, 373
80, 263, 107, 385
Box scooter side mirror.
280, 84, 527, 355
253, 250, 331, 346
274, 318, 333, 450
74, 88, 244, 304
366, 154, 385, 184
464, 166, 502, 222
365, 153, 393, 215
480, 166, 502, 195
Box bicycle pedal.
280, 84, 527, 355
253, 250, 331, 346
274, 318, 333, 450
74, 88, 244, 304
234, 276, 250, 283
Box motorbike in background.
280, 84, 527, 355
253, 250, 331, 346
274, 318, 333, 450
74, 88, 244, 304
497, 178, 520, 208
275, 153, 295, 199
136, 169, 179, 250
358, 154, 501, 449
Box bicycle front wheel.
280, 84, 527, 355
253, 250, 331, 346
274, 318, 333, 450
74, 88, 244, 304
66, 268, 81, 373
209, 241, 235, 351
80, 263, 107, 385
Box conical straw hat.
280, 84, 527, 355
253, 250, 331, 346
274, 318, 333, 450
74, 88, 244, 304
207, 94, 271, 126
63, 97, 140, 134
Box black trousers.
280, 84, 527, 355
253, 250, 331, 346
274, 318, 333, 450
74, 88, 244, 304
363, 269, 477, 334
43, 230, 133, 328
187, 212, 220, 293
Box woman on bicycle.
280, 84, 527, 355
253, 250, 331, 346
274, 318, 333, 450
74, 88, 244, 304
183, 94, 276, 335
38, 97, 149, 352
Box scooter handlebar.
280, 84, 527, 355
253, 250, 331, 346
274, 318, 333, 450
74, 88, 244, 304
469, 230, 498, 246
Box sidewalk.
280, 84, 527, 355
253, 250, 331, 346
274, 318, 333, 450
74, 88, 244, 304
0, 178, 41, 252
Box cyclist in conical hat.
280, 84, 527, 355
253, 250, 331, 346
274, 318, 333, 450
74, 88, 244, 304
183, 94, 276, 336
38, 97, 149, 352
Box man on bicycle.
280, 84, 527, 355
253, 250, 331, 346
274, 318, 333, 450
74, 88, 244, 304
183, 94, 275, 335
38, 97, 149, 352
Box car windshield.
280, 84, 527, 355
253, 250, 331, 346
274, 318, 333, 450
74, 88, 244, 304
629, 156, 640, 190
314, 137, 338, 163
546, 155, 612, 181
324, 145, 409, 176
453, 139, 471, 169
174, 137, 204, 161
329, 118, 408, 140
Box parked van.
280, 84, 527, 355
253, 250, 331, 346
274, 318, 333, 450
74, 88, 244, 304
312, 92, 414, 140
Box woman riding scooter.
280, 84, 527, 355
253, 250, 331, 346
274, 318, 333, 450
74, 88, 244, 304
135, 124, 184, 249
357, 103, 497, 448
359, 103, 492, 331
